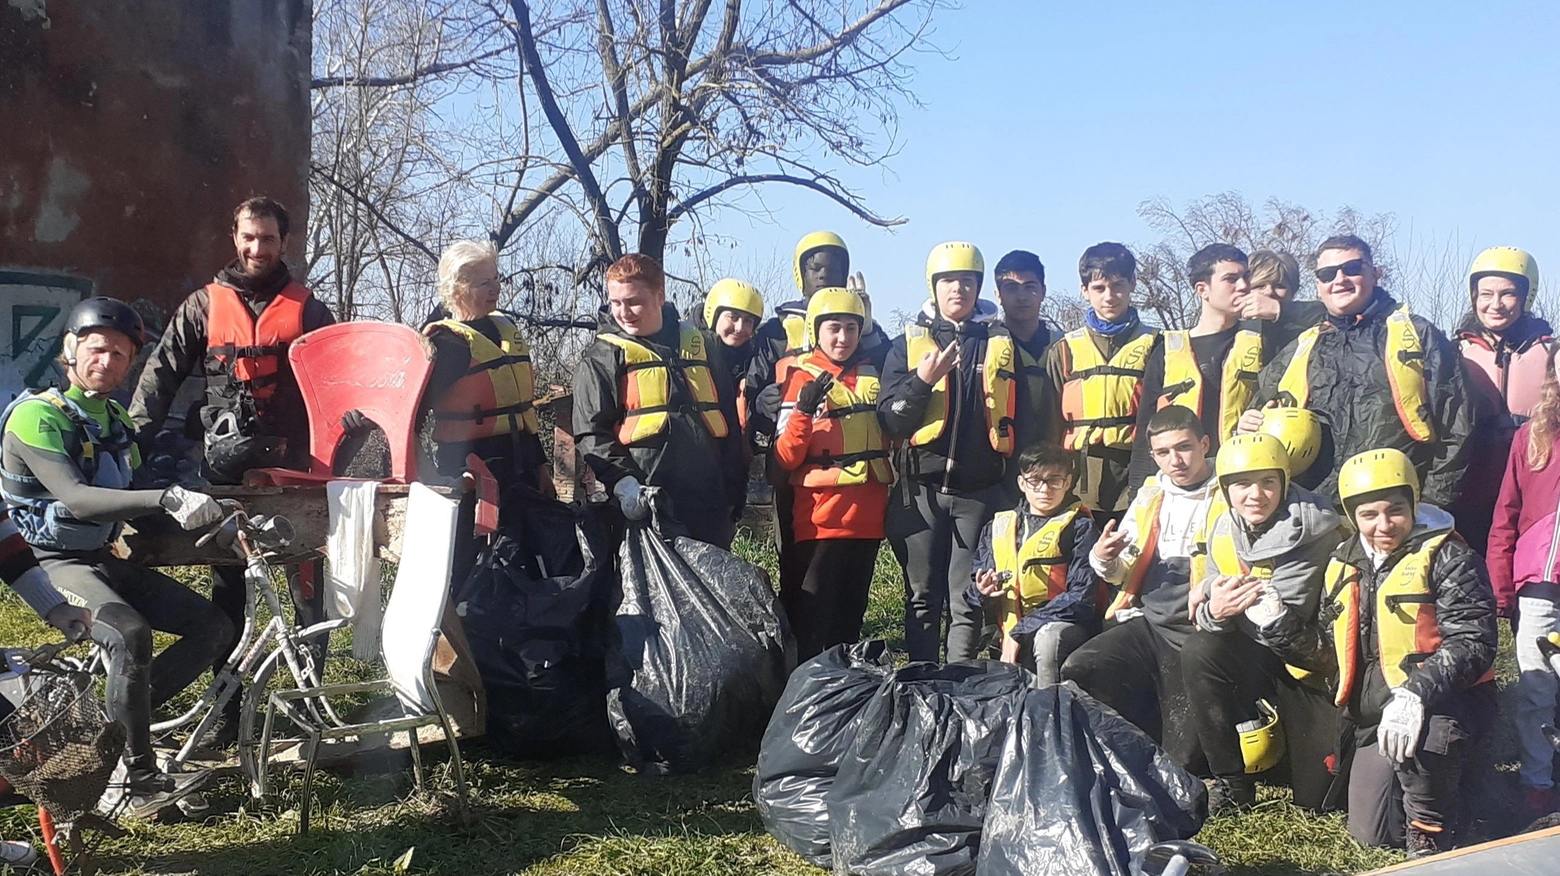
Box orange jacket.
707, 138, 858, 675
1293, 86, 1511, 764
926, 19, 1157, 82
775, 351, 889, 542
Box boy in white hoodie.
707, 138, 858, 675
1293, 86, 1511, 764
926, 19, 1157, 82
1061, 405, 1221, 768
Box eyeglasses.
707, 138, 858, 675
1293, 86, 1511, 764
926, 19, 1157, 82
1020, 474, 1072, 491
1314, 259, 1366, 283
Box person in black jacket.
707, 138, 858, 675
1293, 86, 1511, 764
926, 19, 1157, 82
1288, 449, 1497, 858
879, 241, 1027, 662
572, 255, 745, 547
1239, 235, 1473, 511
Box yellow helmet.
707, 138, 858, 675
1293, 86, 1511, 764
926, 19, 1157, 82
1216, 433, 1291, 497
703, 278, 763, 328
1338, 448, 1420, 515
1468, 246, 1539, 310
1237, 699, 1286, 774
1258, 408, 1322, 477
925, 241, 985, 297
794, 231, 849, 295
804, 287, 867, 349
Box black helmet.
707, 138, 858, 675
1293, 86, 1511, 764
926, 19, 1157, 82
203, 409, 285, 484
65, 297, 146, 350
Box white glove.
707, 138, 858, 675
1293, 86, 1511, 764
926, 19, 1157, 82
1378, 688, 1425, 763
1113, 606, 1145, 623
160, 486, 224, 531
613, 477, 649, 521
1243, 581, 1288, 629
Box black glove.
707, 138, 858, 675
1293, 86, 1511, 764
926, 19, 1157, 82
341, 409, 373, 435
795, 373, 835, 417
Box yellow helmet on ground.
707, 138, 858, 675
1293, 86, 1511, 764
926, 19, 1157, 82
804, 287, 867, 349
925, 242, 985, 297
1258, 408, 1322, 478
703, 278, 764, 328
1468, 246, 1539, 310
1237, 699, 1286, 774
794, 231, 849, 295
1216, 432, 1292, 498
1338, 448, 1420, 516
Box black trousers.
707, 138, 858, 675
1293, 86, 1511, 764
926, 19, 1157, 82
211, 557, 326, 714
1061, 617, 1205, 772
779, 538, 879, 662
38, 550, 233, 773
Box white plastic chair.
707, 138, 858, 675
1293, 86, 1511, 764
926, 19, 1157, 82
257, 483, 469, 834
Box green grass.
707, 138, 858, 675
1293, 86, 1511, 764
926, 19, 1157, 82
0, 534, 1534, 874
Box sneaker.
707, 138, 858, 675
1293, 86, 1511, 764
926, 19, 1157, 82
0, 840, 37, 866
1406, 822, 1447, 859
1207, 776, 1256, 816
118, 768, 211, 821
175, 791, 211, 818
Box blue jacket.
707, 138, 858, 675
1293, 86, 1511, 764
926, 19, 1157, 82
965, 501, 1102, 639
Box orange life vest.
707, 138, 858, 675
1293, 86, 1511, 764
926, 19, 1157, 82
205, 281, 310, 411
423, 316, 540, 443
784, 357, 892, 488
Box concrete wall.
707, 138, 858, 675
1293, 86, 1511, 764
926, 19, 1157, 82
0, 0, 309, 395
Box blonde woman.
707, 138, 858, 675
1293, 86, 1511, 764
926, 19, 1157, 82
421, 240, 550, 496
1487, 343, 1560, 821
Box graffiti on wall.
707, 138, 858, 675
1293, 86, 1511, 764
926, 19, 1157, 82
0, 269, 92, 402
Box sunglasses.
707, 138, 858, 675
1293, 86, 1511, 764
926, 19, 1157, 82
1314, 259, 1366, 283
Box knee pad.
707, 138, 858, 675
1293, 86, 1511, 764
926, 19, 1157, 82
94, 602, 153, 663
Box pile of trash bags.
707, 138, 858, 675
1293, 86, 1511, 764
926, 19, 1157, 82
457, 495, 617, 759
459, 502, 795, 773
607, 523, 795, 774
755, 645, 1207, 876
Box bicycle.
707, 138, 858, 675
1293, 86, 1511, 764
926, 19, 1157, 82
0, 634, 126, 875
129, 502, 353, 797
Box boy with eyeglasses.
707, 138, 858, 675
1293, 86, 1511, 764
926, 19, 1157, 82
1238, 235, 1473, 512
965, 442, 1101, 683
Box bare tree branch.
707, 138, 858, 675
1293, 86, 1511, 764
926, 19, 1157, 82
310, 44, 510, 89
667, 172, 906, 227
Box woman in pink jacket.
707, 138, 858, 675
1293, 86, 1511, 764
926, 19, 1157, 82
1458, 246, 1550, 555
1488, 342, 1560, 820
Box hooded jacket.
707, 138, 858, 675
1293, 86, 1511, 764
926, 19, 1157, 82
571, 303, 746, 514
1302, 505, 1497, 726
1486, 421, 1560, 613
1252, 290, 1473, 509
1094, 470, 1219, 648
877, 299, 1019, 495
128, 261, 336, 463
1193, 484, 1339, 670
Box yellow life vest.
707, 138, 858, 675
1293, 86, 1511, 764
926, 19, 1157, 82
1200, 508, 1314, 681
903, 325, 1018, 456
1059, 328, 1159, 451
790, 361, 892, 487
1324, 532, 1493, 706
783, 311, 808, 352
1157, 329, 1262, 441
1105, 479, 1164, 621
990, 503, 1083, 635
1276, 305, 1435, 443
597, 323, 729, 444
424, 317, 540, 441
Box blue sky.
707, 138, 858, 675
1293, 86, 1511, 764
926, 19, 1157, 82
699, 0, 1560, 320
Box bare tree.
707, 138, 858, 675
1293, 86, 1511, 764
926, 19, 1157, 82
305, 0, 941, 339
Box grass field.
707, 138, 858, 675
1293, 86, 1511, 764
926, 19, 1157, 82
0, 532, 1534, 875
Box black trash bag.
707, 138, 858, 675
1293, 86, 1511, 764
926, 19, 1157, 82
976, 682, 1207, 876
457, 495, 616, 759
754, 640, 895, 866
607, 524, 795, 774
827, 660, 1036, 876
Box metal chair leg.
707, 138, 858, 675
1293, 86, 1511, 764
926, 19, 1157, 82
406, 728, 425, 793
441, 714, 470, 825
299, 732, 320, 836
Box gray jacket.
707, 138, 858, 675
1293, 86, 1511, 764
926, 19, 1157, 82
1194, 485, 1340, 662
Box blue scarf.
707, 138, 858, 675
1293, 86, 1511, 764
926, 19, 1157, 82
1085, 307, 1140, 337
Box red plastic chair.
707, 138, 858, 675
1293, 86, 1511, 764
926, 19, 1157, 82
247, 322, 434, 486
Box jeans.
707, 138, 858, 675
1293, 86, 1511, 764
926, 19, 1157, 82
886, 479, 1004, 663
37, 549, 233, 773
1026, 621, 1091, 686
1514, 584, 1560, 790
